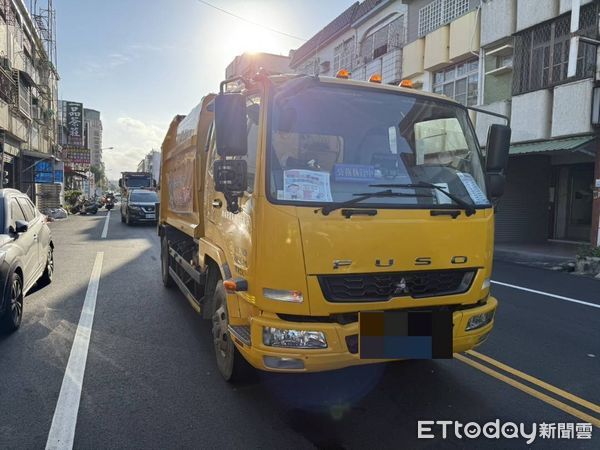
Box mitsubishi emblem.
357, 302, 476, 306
394, 278, 409, 295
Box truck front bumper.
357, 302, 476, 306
235, 297, 497, 373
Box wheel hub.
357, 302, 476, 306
11, 279, 22, 321
212, 304, 229, 355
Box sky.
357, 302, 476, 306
54, 0, 356, 180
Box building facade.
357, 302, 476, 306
58, 100, 105, 198
290, 0, 408, 85
137, 149, 161, 185
84, 108, 102, 168
293, 0, 600, 246
0, 0, 59, 206
475, 0, 599, 245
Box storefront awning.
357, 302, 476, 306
22, 149, 60, 161
510, 135, 596, 155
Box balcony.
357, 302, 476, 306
20, 57, 39, 86
0, 66, 16, 104
351, 48, 403, 84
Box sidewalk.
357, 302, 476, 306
493, 241, 579, 267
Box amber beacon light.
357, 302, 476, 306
369, 73, 382, 83
335, 69, 350, 79
399, 79, 413, 88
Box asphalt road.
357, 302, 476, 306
0, 210, 598, 449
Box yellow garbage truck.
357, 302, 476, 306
158, 72, 510, 381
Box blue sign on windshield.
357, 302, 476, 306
333, 164, 376, 183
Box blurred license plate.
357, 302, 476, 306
359, 310, 452, 359
146, 213, 155, 219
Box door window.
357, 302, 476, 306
17, 197, 37, 221
10, 199, 26, 229
245, 94, 261, 193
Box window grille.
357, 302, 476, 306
513, 2, 598, 95
333, 37, 355, 72
433, 58, 479, 106
360, 17, 405, 64
18, 76, 30, 117
418, 0, 469, 37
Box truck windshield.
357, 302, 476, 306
268, 83, 488, 209
126, 177, 151, 188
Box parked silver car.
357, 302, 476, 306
0, 189, 54, 332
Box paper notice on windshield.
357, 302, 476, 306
282, 170, 333, 202
457, 172, 488, 205
433, 183, 452, 204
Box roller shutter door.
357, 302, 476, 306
495, 155, 550, 243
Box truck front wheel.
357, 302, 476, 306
211, 280, 252, 382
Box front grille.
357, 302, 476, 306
318, 269, 476, 302
142, 206, 155, 213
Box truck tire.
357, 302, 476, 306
161, 236, 174, 289
211, 280, 252, 382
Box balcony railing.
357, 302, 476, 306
0, 66, 16, 104
351, 48, 403, 84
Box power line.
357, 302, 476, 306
196, 0, 307, 42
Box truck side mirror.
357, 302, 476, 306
118, 179, 122, 188
215, 93, 247, 157
485, 124, 511, 200
214, 159, 247, 213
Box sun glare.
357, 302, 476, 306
224, 22, 285, 55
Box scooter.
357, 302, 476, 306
105, 201, 114, 211
73, 200, 98, 215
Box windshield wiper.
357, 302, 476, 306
318, 189, 432, 216
369, 182, 477, 216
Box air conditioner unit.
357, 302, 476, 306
319, 60, 331, 73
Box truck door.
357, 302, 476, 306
205, 93, 260, 226
205, 124, 221, 226
205, 93, 261, 277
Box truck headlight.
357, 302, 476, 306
263, 327, 327, 349
465, 310, 495, 331
263, 288, 303, 303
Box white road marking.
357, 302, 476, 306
45, 252, 104, 450
491, 280, 600, 309
101, 211, 110, 239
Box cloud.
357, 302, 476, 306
102, 117, 167, 180
126, 43, 175, 52
107, 53, 131, 67
76, 43, 169, 77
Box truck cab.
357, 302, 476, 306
159, 73, 510, 381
